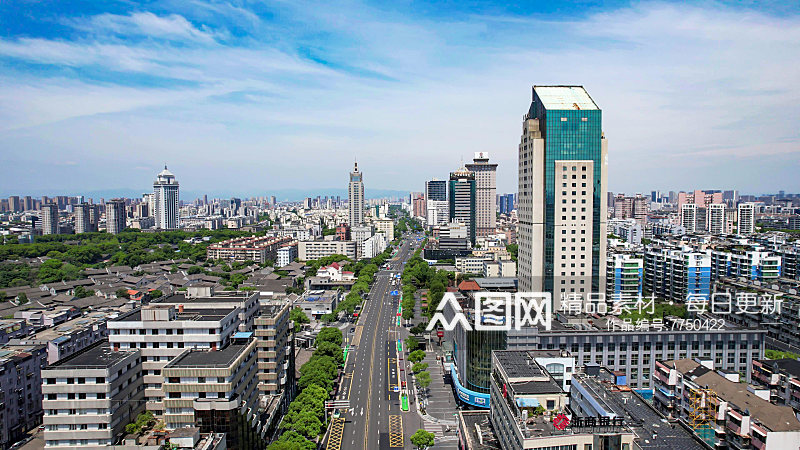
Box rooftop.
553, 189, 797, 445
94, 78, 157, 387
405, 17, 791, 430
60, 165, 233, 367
166, 340, 252, 369
534, 85, 598, 110
49, 341, 134, 369
759, 358, 800, 378
113, 306, 236, 322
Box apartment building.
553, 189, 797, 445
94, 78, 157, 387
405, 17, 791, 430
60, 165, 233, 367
297, 240, 357, 261
751, 358, 800, 412
710, 247, 781, 282
206, 236, 292, 264
276, 243, 298, 267
162, 335, 260, 450
253, 298, 293, 436
654, 358, 800, 449
738, 203, 756, 235
153, 287, 259, 332
606, 253, 643, 298
107, 305, 240, 415
10, 313, 109, 365
644, 247, 711, 302
41, 342, 143, 449
0, 345, 46, 449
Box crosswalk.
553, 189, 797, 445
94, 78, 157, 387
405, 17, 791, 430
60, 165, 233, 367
422, 421, 447, 438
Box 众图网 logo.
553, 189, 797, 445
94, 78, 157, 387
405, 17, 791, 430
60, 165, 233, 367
426, 292, 552, 331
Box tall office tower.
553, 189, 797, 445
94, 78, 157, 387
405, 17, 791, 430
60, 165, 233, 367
681, 203, 698, 233
153, 166, 179, 230
41, 203, 59, 235
74, 203, 97, 234
738, 203, 756, 235
449, 166, 476, 246
425, 179, 449, 226
518, 86, 608, 296
707, 203, 726, 235
348, 161, 364, 227
105, 198, 127, 235
8, 196, 20, 212
465, 152, 498, 238
650, 190, 660, 202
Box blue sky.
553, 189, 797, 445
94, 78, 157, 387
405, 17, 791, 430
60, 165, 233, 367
1, 0, 798, 198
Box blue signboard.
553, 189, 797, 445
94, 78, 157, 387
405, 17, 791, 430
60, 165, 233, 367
450, 365, 490, 408
390, 290, 399, 296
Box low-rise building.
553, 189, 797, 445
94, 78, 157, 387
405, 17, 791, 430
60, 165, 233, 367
0, 345, 45, 449
751, 358, 800, 413
654, 358, 800, 449
294, 290, 340, 319
297, 240, 357, 261
41, 342, 143, 449
162, 335, 261, 450
206, 236, 291, 264
107, 305, 240, 415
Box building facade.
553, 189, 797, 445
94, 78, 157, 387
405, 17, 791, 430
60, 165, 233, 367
738, 203, 756, 235
348, 162, 364, 227
153, 166, 180, 230
41, 203, 59, 235
465, 152, 498, 239
517, 85, 608, 298
297, 240, 357, 261
449, 166, 477, 246
104, 199, 126, 235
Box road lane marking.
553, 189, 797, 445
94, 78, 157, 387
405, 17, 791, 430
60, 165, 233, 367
325, 417, 345, 450
388, 415, 404, 447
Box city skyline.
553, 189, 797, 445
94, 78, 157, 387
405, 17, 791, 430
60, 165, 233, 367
1, 1, 799, 195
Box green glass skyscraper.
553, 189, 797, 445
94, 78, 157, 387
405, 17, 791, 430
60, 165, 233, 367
518, 86, 608, 301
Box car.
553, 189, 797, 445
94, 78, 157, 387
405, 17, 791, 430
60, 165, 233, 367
350, 327, 355, 333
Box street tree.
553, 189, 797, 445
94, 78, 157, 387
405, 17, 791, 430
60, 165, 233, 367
410, 429, 435, 450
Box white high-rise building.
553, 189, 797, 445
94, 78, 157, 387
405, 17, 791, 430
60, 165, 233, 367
153, 166, 179, 230
41, 203, 59, 235
465, 152, 497, 238
706, 203, 726, 235
681, 203, 698, 234
738, 203, 756, 235
348, 161, 364, 227
518, 86, 608, 300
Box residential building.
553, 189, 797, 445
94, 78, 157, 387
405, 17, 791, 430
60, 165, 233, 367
362, 232, 387, 259
105, 199, 127, 235
482, 260, 516, 278
606, 253, 643, 298
449, 166, 477, 245
609, 218, 643, 244
613, 193, 648, 224
74, 203, 98, 234
739, 203, 756, 235
517, 85, 608, 300
0, 345, 45, 449
653, 358, 800, 449
681, 203, 699, 234
162, 335, 262, 449
298, 240, 357, 261
153, 166, 180, 230
10, 313, 109, 365
373, 219, 394, 241
350, 225, 374, 259
710, 248, 781, 282
751, 358, 800, 412
707, 203, 726, 235
41, 342, 143, 449
254, 299, 293, 437
206, 236, 292, 264
154, 287, 259, 333
41, 203, 59, 235
276, 243, 298, 267
644, 247, 711, 302
294, 290, 340, 319
348, 162, 364, 227
466, 152, 498, 239
107, 305, 240, 415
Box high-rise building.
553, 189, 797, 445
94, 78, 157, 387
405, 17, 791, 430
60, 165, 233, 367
449, 166, 476, 246
153, 166, 179, 230
465, 152, 498, 238
681, 203, 698, 233
738, 203, 756, 235
613, 193, 648, 224
8, 196, 20, 212
74, 203, 98, 234
499, 193, 515, 215
348, 162, 364, 227
426, 179, 449, 226
41, 203, 59, 235
270, 195, 277, 207
707, 203, 726, 235
105, 199, 127, 235
22, 196, 33, 211
517, 85, 608, 297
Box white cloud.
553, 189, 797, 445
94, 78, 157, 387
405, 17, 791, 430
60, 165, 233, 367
0, 2, 798, 195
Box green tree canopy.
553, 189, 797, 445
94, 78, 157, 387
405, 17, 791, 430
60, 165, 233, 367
410, 429, 435, 450
315, 327, 343, 347
408, 350, 426, 363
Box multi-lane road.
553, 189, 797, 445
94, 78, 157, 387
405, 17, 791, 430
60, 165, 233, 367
325, 235, 419, 450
